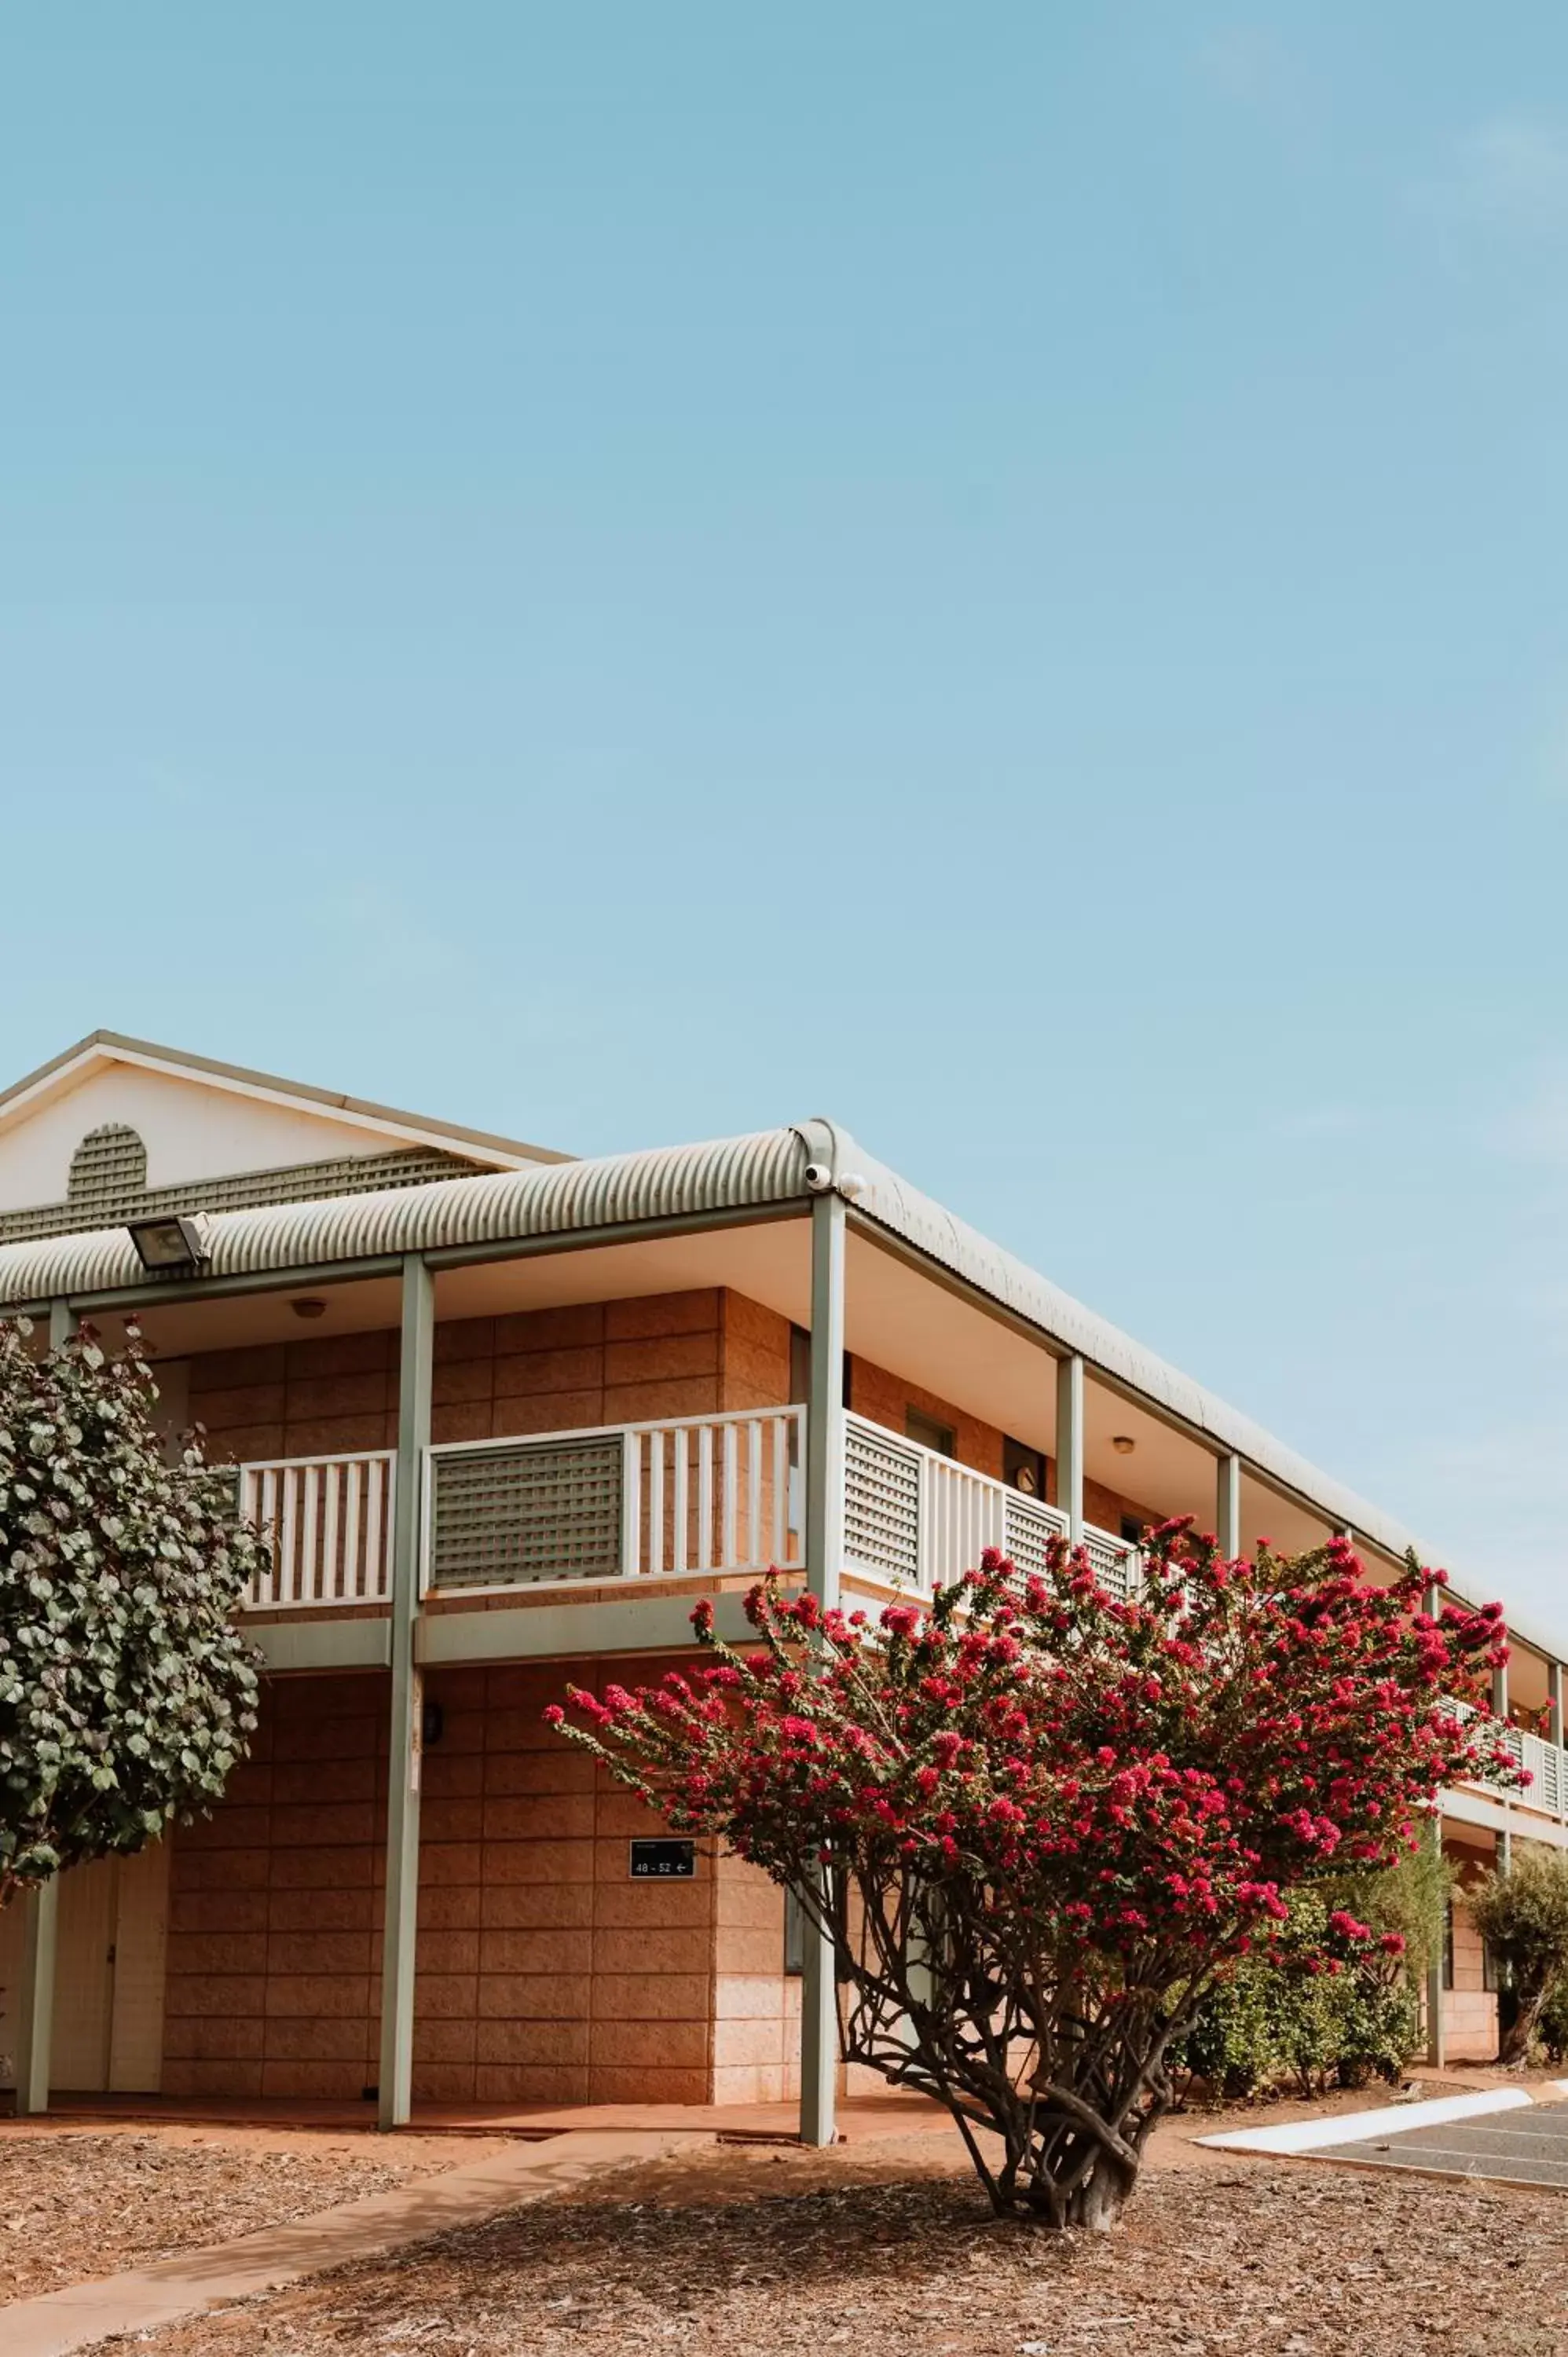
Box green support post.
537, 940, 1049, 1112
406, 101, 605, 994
1215, 1452, 1241, 1559
378, 1255, 434, 2130
1425, 1813, 1446, 2069
15, 1299, 79, 2117
1491, 1653, 1513, 1879
799, 1185, 846, 2150
13, 1882, 59, 2119
1056, 1354, 1084, 1548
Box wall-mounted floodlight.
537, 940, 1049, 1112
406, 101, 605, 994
126, 1214, 211, 1275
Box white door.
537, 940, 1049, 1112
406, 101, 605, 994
50, 1843, 170, 2093
52, 1861, 117, 2089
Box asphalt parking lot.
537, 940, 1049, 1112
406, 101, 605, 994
1314, 2098, 1568, 2190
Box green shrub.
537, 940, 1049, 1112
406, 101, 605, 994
1174, 1857, 1439, 2101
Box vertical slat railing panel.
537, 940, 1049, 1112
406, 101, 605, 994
773, 1413, 789, 1565
279, 1470, 299, 1607
648, 1429, 665, 1578
721, 1423, 738, 1574
321, 1464, 340, 1604
672, 1428, 689, 1574
301, 1467, 320, 1605
233, 1450, 394, 1607
620, 1430, 641, 1578
343, 1459, 362, 1599
365, 1459, 387, 1599
697, 1424, 714, 1574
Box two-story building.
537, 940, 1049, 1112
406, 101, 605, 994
0, 1032, 1553, 2133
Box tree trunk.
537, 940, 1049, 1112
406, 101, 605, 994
1063, 2152, 1134, 2231
1499, 1979, 1548, 2068
987, 2139, 1140, 2230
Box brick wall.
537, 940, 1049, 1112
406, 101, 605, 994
171, 1288, 1168, 2108
1083, 1475, 1164, 1538
188, 1290, 1151, 1537
164, 1673, 387, 2101
1442, 1842, 1499, 2062
187, 1289, 744, 1463
412, 1654, 722, 2107
846, 1356, 1005, 1479
163, 1656, 747, 2108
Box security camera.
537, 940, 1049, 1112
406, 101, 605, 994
804, 1162, 833, 1193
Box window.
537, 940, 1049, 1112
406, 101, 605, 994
906, 1408, 956, 1457
1482, 1937, 1500, 1996
1120, 1515, 1145, 1546
782, 1876, 806, 1970
1003, 1436, 1047, 1497
1442, 1898, 1455, 1992
784, 1875, 849, 1980
789, 1324, 852, 1410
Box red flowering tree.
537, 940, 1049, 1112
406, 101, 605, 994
549, 1524, 1519, 2227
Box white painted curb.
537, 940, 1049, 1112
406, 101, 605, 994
1196, 2080, 1568, 2157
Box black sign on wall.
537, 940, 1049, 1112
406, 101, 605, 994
629, 1838, 697, 1879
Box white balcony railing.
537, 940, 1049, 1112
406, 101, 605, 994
237, 1450, 395, 1608
424, 1406, 805, 1594
843, 1411, 1140, 1598
232, 1406, 1142, 1610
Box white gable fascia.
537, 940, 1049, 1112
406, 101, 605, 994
0, 1039, 541, 1217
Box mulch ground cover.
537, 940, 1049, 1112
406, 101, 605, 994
0, 2129, 428, 2306
81, 2131, 1568, 2356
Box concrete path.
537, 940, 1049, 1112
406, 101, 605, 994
5, 2127, 706, 2357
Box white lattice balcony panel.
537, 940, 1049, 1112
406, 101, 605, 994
842, 1411, 1137, 1598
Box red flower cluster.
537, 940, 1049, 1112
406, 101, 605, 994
551, 1525, 1513, 1976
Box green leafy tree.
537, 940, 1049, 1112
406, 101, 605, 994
1469, 1848, 1568, 2066
0, 1318, 264, 1908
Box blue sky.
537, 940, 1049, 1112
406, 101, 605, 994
5, 6, 1567, 1619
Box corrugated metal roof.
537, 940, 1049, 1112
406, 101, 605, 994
0, 1113, 1540, 1646
0, 1124, 808, 1304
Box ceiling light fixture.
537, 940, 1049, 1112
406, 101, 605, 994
291, 1297, 328, 1321
1111, 1434, 1136, 1456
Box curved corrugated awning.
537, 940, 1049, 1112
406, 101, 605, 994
0, 1112, 1532, 1640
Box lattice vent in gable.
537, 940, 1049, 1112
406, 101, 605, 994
66, 1124, 151, 1222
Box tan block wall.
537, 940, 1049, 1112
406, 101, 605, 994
846, 1357, 1004, 1479
720, 1292, 793, 1413
163, 1655, 763, 2107
1083, 1475, 1164, 1538
164, 1672, 387, 2102
188, 1331, 399, 1468
1443, 1853, 1499, 2062
712, 1848, 795, 2105
414, 1655, 722, 2108
189, 1290, 737, 1463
